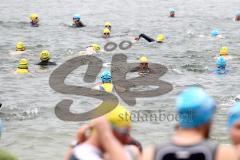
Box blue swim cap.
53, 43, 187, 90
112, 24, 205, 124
176, 87, 216, 128
216, 56, 226, 68
169, 8, 176, 12
228, 103, 240, 128
73, 14, 81, 20
101, 70, 112, 83
211, 30, 219, 37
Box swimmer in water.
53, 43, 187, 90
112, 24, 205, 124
214, 56, 227, 74
16, 41, 26, 51
103, 28, 111, 39
218, 46, 232, 60
15, 58, 29, 74
36, 50, 56, 66
235, 11, 240, 21
169, 8, 176, 17
79, 43, 102, 55
72, 14, 85, 28
94, 70, 114, 93
104, 22, 112, 31
211, 30, 219, 37
135, 34, 165, 43
29, 13, 39, 27
9, 42, 27, 56
131, 56, 153, 75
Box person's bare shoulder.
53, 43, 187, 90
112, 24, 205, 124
216, 144, 239, 160
141, 145, 155, 160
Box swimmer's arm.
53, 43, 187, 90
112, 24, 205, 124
141, 146, 155, 160
216, 144, 239, 160
92, 117, 131, 160
64, 125, 90, 160
138, 34, 155, 43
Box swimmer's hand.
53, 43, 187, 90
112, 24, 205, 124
134, 37, 140, 41
75, 124, 92, 144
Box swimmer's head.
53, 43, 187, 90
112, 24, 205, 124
16, 41, 26, 51
176, 87, 216, 131
235, 11, 240, 21
101, 70, 112, 83
30, 13, 39, 24
105, 105, 132, 144
139, 56, 149, 70
169, 8, 175, 17
211, 30, 219, 37
156, 34, 165, 43
139, 56, 148, 64
219, 46, 229, 56
73, 14, 81, 23
216, 56, 226, 69
104, 22, 112, 30
103, 28, 111, 38
91, 43, 101, 52
40, 50, 51, 61
18, 58, 28, 69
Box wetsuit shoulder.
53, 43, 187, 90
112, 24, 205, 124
36, 61, 56, 66
48, 61, 57, 65
130, 66, 140, 72
75, 22, 86, 28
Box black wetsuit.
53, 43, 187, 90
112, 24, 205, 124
154, 141, 218, 160
73, 21, 85, 28
138, 34, 155, 42
130, 66, 153, 74
31, 22, 39, 27
36, 61, 56, 66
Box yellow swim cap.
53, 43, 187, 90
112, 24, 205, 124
103, 28, 111, 34
16, 42, 26, 51
30, 13, 38, 21
19, 58, 28, 65
219, 46, 229, 56
91, 43, 101, 52
156, 34, 165, 43
18, 58, 28, 69
105, 105, 131, 128
40, 50, 51, 61
139, 56, 148, 63
104, 22, 112, 27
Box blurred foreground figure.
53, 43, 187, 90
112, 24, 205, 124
65, 105, 141, 160
228, 103, 240, 154
142, 87, 238, 160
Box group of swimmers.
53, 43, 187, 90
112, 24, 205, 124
1, 6, 240, 160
